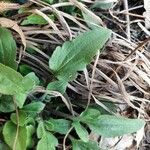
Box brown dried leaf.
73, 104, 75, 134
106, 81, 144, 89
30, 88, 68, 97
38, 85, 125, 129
0, 18, 26, 50
0, 2, 20, 13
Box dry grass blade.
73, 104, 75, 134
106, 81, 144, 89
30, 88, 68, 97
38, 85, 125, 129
49, 7, 73, 40
92, 94, 116, 115
115, 72, 144, 113
0, 18, 26, 50
73, 32, 150, 119
32, 9, 65, 41
39, 2, 73, 39
69, 0, 104, 26
33, 88, 74, 115
0, 1, 20, 13
86, 51, 100, 109
60, 11, 88, 30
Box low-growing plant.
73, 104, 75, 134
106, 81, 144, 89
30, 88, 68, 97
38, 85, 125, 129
0, 26, 145, 150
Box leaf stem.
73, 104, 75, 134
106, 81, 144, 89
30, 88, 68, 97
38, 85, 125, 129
63, 126, 73, 150
13, 96, 19, 150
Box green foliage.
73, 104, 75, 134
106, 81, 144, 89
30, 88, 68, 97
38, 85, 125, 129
49, 27, 111, 82
0, 140, 10, 150
72, 121, 89, 142
78, 108, 101, 122
22, 102, 45, 117
3, 121, 27, 150
0, 27, 17, 113
42, 0, 54, 4
11, 111, 28, 126
91, 0, 114, 9
19, 64, 33, 76
0, 95, 15, 112
0, 27, 17, 70
82, 13, 100, 28
87, 115, 145, 137
72, 140, 100, 150
21, 14, 55, 25
0, 26, 146, 150
37, 132, 58, 150
48, 27, 111, 93
45, 118, 71, 134
90, 100, 117, 114
76, 109, 145, 137
47, 80, 68, 94
0, 63, 24, 95
0, 63, 39, 108
26, 125, 35, 148
37, 122, 58, 150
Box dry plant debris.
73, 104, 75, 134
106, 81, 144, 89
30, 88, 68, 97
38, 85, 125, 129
0, 0, 150, 149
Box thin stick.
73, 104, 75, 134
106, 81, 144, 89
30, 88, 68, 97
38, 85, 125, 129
0, 119, 6, 122
86, 51, 100, 109
123, 0, 130, 40
63, 127, 73, 150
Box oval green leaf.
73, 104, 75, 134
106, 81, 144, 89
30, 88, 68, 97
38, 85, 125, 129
86, 115, 145, 137
0, 27, 17, 70
49, 27, 111, 81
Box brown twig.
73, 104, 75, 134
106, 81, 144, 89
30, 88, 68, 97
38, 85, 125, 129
86, 51, 100, 109
0, 119, 6, 122
123, 0, 130, 40
110, 36, 150, 79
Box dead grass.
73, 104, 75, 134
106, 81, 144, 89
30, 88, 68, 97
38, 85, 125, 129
3, 0, 150, 149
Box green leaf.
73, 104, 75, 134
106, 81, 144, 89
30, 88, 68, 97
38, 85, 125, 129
37, 121, 58, 150
10, 111, 29, 126
91, 0, 114, 10
37, 121, 45, 139
26, 125, 35, 148
90, 100, 117, 115
15, 93, 28, 108
21, 72, 39, 92
0, 63, 39, 108
3, 121, 27, 150
42, 0, 54, 4
82, 13, 101, 29
78, 108, 101, 122
72, 140, 100, 150
45, 119, 71, 134
0, 63, 24, 95
0, 140, 10, 150
49, 27, 111, 81
47, 80, 68, 94
77, 109, 145, 137
37, 132, 58, 150
22, 102, 45, 117
0, 27, 17, 70
73, 122, 89, 142
19, 64, 32, 76
0, 95, 15, 112
85, 115, 145, 137
21, 14, 54, 25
